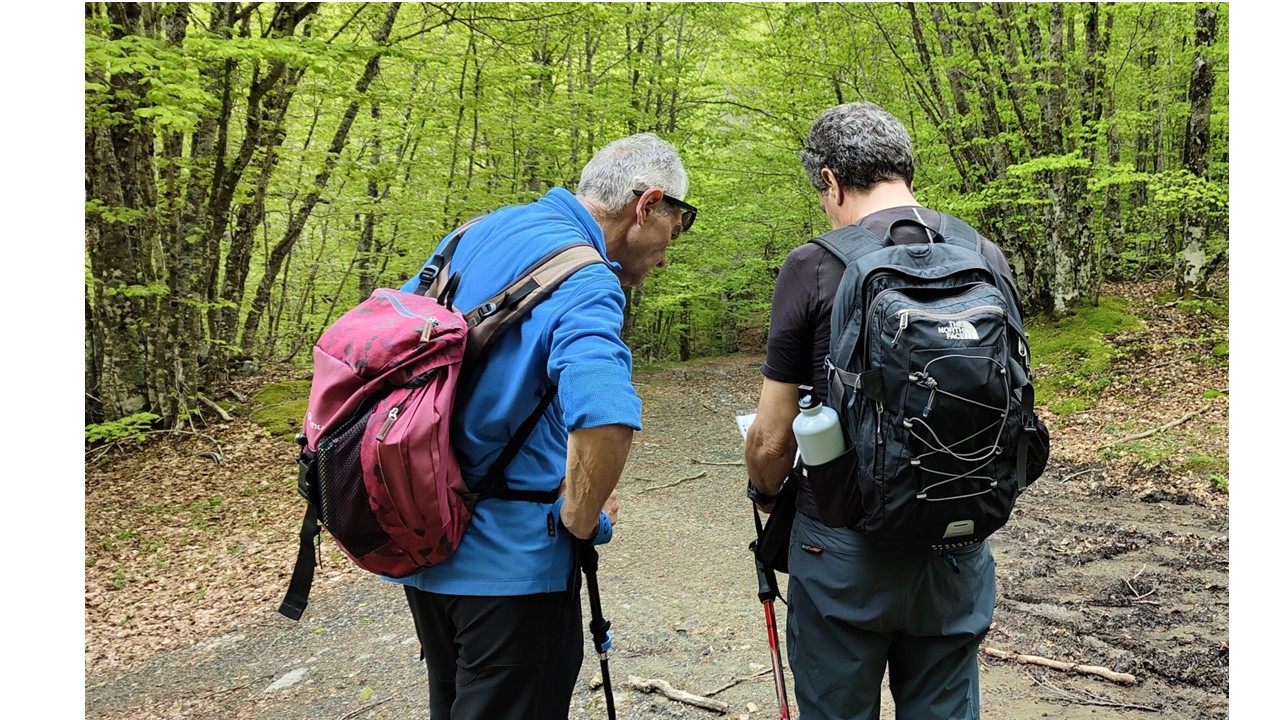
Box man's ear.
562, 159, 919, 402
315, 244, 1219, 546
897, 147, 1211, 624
820, 168, 844, 206
633, 186, 664, 225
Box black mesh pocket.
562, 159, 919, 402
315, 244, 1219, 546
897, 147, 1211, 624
804, 445, 860, 528
314, 408, 389, 558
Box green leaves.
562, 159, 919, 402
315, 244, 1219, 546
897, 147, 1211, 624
85, 413, 162, 445
84, 1, 1231, 383
1006, 152, 1092, 178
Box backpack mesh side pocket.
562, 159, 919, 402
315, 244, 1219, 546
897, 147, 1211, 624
314, 407, 388, 558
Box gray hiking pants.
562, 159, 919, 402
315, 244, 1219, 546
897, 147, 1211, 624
786, 513, 995, 720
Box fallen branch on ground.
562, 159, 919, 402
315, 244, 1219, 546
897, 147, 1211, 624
1104, 404, 1210, 447
1124, 565, 1156, 600
628, 676, 728, 713
1122, 356, 1194, 375
982, 647, 1136, 685
338, 697, 394, 720
1030, 672, 1158, 711
691, 459, 745, 466
638, 471, 707, 493
1058, 468, 1102, 483
704, 668, 773, 697
198, 395, 233, 422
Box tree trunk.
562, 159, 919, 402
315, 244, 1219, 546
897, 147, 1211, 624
239, 2, 402, 356
1175, 6, 1217, 298
1038, 4, 1094, 313
1100, 6, 1124, 279
357, 103, 383, 300
166, 2, 235, 388
86, 3, 180, 426
207, 5, 316, 379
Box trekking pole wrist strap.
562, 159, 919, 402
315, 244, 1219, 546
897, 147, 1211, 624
747, 479, 778, 508
553, 495, 613, 545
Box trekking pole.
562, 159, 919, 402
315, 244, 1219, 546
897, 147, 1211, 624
751, 510, 791, 720
580, 541, 617, 720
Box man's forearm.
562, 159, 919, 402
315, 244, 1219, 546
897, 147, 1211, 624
745, 422, 796, 496
745, 378, 800, 497
561, 424, 634, 539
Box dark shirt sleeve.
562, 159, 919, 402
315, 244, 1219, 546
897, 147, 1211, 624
761, 243, 841, 401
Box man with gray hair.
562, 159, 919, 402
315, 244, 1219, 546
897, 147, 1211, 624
745, 102, 1032, 719
391, 132, 695, 719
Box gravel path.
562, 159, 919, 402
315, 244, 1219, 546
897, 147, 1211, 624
87, 342, 1228, 719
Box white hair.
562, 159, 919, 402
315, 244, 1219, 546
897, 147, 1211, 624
576, 133, 689, 213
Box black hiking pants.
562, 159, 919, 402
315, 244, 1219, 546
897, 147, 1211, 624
404, 585, 584, 720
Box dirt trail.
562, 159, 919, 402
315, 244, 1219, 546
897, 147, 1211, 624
86, 286, 1229, 719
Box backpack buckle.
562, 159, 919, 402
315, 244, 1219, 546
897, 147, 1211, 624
296, 449, 316, 502
475, 301, 498, 320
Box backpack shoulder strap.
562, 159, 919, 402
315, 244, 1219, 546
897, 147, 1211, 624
462, 243, 605, 367
809, 224, 885, 268
416, 214, 487, 300
936, 212, 1026, 321
935, 212, 981, 254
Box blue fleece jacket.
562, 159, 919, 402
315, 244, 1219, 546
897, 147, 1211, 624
385, 188, 641, 596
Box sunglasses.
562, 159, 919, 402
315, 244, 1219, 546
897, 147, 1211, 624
633, 188, 698, 233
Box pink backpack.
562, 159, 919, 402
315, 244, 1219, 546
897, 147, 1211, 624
279, 221, 603, 620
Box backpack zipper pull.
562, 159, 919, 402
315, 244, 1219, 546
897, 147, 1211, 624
943, 552, 960, 574
875, 401, 885, 445
892, 310, 910, 346
375, 406, 401, 441
420, 317, 440, 344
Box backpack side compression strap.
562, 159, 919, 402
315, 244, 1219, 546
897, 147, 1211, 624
278, 502, 321, 620
467, 384, 562, 507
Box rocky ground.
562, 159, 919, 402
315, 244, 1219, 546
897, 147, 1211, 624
85, 281, 1229, 719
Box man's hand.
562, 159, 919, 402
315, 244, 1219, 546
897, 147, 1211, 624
602, 489, 620, 526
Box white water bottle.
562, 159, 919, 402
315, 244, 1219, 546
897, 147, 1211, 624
793, 393, 845, 466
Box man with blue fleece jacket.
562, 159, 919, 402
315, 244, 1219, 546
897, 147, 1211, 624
389, 133, 696, 720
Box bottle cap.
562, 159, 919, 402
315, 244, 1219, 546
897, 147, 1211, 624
798, 394, 816, 410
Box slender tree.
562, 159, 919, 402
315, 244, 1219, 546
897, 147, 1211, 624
1175, 5, 1218, 297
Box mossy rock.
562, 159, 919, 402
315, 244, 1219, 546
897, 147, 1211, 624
251, 380, 312, 437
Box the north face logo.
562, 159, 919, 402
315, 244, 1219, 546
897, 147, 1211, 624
938, 320, 979, 340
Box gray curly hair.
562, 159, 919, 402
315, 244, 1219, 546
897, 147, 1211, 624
799, 102, 914, 193
576, 133, 689, 213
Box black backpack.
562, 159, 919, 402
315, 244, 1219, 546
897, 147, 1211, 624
806, 211, 1047, 550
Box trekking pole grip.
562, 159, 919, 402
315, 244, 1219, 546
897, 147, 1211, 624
579, 540, 612, 654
